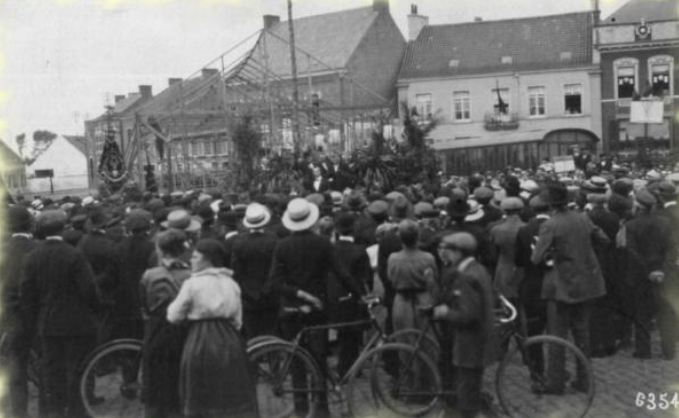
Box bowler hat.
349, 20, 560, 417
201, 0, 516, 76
547, 182, 569, 206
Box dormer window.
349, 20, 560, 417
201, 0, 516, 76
501, 56, 513, 65
560, 51, 572, 62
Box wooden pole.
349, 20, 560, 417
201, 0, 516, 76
287, 0, 301, 155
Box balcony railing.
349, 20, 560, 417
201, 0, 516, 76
483, 112, 520, 131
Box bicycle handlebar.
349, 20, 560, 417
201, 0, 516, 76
497, 294, 517, 324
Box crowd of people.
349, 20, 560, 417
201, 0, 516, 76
2, 156, 679, 418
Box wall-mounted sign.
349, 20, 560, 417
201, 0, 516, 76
34, 169, 54, 178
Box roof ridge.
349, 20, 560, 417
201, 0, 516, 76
276, 5, 374, 26
425, 10, 591, 29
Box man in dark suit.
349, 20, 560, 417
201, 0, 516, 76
532, 182, 609, 393
78, 208, 121, 344
231, 203, 279, 339
329, 213, 372, 376
515, 195, 551, 374
269, 198, 365, 418
433, 232, 494, 418
625, 189, 675, 359
114, 209, 155, 342
21, 210, 100, 418
1, 206, 37, 418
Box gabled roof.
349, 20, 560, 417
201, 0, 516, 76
256, 6, 380, 76
113, 93, 142, 114
0, 139, 23, 164
604, 0, 679, 24
399, 12, 593, 80
63, 135, 87, 156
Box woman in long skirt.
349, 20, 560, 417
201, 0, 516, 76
167, 239, 258, 418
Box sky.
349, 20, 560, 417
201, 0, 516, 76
0, 0, 628, 152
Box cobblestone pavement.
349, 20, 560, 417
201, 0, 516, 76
25, 332, 679, 418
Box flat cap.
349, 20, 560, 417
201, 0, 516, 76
441, 232, 478, 253
125, 209, 152, 231
529, 195, 549, 210
473, 187, 494, 202
433, 196, 450, 209
367, 200, 389, 217
635, 189, 657, 208
414, 201, 437, 218
37, 209, 67, 230
500, 197, 524, 212
8, 205, 32, 232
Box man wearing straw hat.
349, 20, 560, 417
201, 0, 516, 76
231, 202, 279, 339
269, 198, 365, 418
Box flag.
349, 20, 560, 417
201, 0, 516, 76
495, 80, 508, 114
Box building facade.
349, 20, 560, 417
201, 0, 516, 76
397, 8, 603, 174
25, 135, 89, 194
0, 140, 26, 196
596, 0, 679, 162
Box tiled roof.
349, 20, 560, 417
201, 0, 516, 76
399, 12, 593, 80
113, 93, 142, 114
604, 0, 679, 24
63, 135, 87, 156
255, 6, 379, 76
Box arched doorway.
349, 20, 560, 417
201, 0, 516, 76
539, 129, 599, 160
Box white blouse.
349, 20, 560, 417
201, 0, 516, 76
166, 267, 243, 330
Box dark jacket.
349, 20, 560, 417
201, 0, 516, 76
116, 233, 155, 318
231, 231, 279, 311
78, 231, 121, 307
531, 209, 609, 303
327, 238, 372, 322
439, 259, 494, 368
1, 234, 37, 332
625, 211, 671, 278
515, 215, 550, 303
268, 230, 364, 309
21, 239, 100, 337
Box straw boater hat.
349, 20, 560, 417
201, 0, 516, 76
282, 198, 320, 232
464, 200, 484, 222
162, 209, 201, 232
243, 203, 271, 229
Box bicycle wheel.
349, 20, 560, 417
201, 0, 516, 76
248, 341, 323, 418
247, 334, 284, 350
78, 339, 143, 418
387, 328, 440, 363
495, 334, 595, 418
348, 342, 441, 417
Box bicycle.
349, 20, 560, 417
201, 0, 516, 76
246, 296, 441, 418
78, 338, 144, 418
372, 295, 596, 418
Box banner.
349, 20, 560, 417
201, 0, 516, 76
553, 155, 576, 173
630, 100, 663, 124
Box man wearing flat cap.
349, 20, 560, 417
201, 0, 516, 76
489, 197, 526, 302
624, 189, 676, 360
21, 210, 100, 417
2, 206, 37, 418
432, 232, 494, 418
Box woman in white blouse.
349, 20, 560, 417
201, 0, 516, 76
167, 239, 258, 418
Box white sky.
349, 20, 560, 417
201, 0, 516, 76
0, 0, 627, 150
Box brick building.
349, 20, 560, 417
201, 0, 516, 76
595, 0, 679, 161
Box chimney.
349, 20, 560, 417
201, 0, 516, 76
114, 95, 125, 103
138, 85, 152, 99
474, 17, 482, 22
201, 68, 219, 78
592, 0, 600, 24
168, 78, 182, 86
373, 0, 389, 13
263, 15, 280, 29
408, 4, 428, 41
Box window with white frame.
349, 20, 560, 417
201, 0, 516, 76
614, 58, 638, 99
649, 55, 673, 97
564, 84, 582, 114
491, 88, 510, 114
453, 91, 470, 121
617, 67, 636, 98
528, 86, 545, 116
214, 140, 226, 155
202, 140, 212, 156
193, 140, 203, 156
415, 94, 432, 118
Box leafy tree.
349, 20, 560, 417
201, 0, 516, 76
395, 102, 440, 188
232, 113, 263, 190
